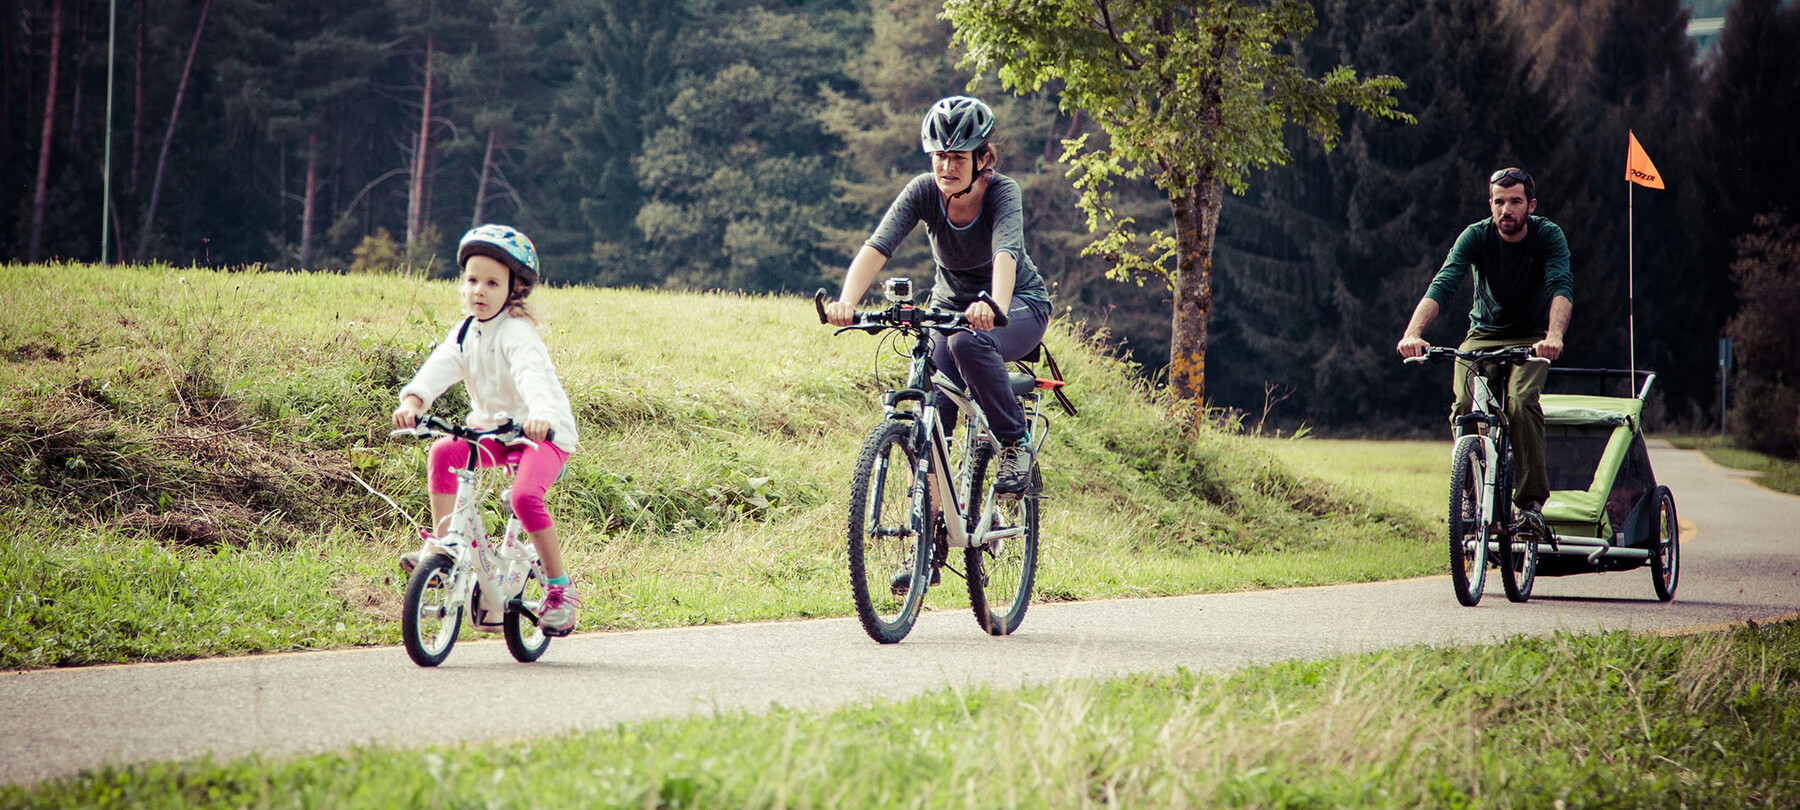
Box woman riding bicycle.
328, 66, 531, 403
824, 95, 1051, 494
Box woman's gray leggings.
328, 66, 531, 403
930, 299, 1049, 444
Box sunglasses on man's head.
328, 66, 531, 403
1489, 168, 1532, 186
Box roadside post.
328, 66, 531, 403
1719, 336, 1733, 441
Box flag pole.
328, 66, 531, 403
1628, 179, 1636, 383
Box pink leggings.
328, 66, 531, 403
428, 437, 569, 533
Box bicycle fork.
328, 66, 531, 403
1459, 434, 1501, 555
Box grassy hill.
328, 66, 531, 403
0, 264, 1432, 669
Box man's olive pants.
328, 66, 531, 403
1451, 331, 1549, 510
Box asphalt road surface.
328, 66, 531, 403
4, 444, 1797, 787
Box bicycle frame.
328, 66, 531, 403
875, 318, 1041, 551
1454, 362, 1514, 543
398, 419, 542, 631
438, 455, 536, 628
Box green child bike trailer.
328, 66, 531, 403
1536, 368, 1679, 600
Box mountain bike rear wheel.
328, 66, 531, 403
965, 445, 1038, 636
1448, 436, 1489, 607
504, 561, 551, 662
1500, 525, 1538, 603
402, 553, 461, 667
847, 419, 931, 643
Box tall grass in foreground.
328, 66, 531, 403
0, 264, 1433, 668
9, 620, 1796, 808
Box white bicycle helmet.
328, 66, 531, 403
920, 96, 994, 154
457, 224, 541, 298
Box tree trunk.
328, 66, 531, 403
1, 0, 15, 168
136, 0, 209, 262
1167, 173, 1226, 414
299, 129, 319, 269
28, 0, 63, 263
67, 0, 85, 150
472, 128, 496, 228
129, 0, 144, 189
406, 35, 434, 248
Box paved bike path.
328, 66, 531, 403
5, 444, 1798, 787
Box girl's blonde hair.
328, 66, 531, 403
506, 274, 538, 324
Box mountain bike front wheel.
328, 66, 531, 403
847, 419, 931, 644
964, 446, 1038, 636
1448, 436, 1489, 607
402, 553, 462, 667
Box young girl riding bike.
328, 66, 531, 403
391, 224, 584, 636
824, 96, 1053, 495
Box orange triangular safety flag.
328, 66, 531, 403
1626, 131, 1665, 189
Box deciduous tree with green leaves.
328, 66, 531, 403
944, 0, 1411, 411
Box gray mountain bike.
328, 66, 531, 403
817, 281, 1056, 643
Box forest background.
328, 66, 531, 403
5, 0, 1798, 453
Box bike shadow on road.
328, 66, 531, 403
1523, 594, 1758, 611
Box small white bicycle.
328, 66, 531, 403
391, 415, 554, 666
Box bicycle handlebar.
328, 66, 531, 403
813, 288, 1008, 332
389, 414, 553, 447
1403, 346, 1551, 366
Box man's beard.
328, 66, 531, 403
1497, 215, 1524, 237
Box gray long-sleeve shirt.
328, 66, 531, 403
863, 172, 1051, 311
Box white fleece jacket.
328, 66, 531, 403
399, 310, 579, 453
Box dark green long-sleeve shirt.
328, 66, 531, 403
1425, 216, 1574, 339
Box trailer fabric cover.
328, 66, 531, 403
1540, 394, 1648, 540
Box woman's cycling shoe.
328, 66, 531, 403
995, 443, 1034, 495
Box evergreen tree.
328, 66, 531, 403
551, 0, 683, 285
215, 0, 392, 269
633, 1, 860, 293
1210, 0, 1558, 428
1724, 212, 1800, 458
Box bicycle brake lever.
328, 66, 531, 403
975, 291, 1010, 328
813, 288, 830, 325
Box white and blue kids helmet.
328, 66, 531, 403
457, 224, 541, 299
920, 96, 994, 154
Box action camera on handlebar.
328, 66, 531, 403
883, 277, 913, 304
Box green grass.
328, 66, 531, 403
1663, 436, 1800, 497
0, 264, 1435, 669
1255, 437, 1451, 525
8, 618, 1796, 808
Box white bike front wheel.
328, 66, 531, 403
402, 553, 462, 667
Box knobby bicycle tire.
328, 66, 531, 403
1448, 436, 1489, 606
846, 419, 932, 643
964, 446, 1039, 636
1500, 521, 1538, 603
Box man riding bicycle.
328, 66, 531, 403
1396, 167, 1574, 531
